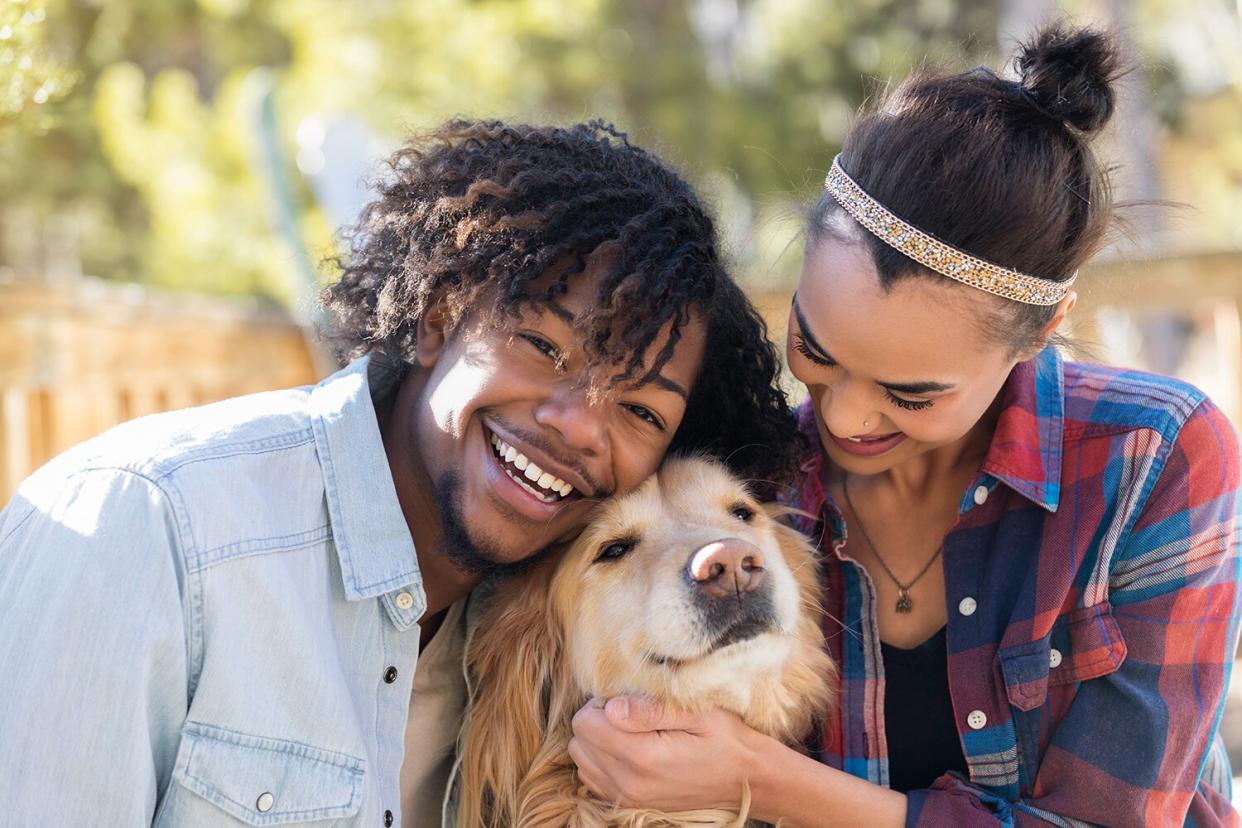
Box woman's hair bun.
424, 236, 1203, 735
1015, 22, 1124, 134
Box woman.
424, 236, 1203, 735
568, 23, 1242, 827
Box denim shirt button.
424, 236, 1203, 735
383, 666, 398, 684
384, 809, 394, 826
256, 792, 274, 813
395, 591, 414, 610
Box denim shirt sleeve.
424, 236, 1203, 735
0, 466, 192, 824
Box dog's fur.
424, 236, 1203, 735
458, 457, 836, 827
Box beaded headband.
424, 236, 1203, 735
824, 155, 1075, 306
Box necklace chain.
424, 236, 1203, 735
841, 474, 943, 613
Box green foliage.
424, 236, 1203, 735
0, 0, 1237, 297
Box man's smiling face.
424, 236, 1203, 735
394, 264, 707, 574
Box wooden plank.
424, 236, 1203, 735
1, 389, 32, 506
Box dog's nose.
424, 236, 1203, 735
687, 539, 766, 598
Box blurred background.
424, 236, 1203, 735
3, 0, 1242, 795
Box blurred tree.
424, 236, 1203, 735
0, 0, 1236, 298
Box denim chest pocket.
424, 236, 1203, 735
158, 721, 366, 826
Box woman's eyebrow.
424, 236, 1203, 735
881, 378, 956, 394
790, 293, 955, 394
791, 294, 836, 362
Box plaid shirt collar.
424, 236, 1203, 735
979, 347, 1064, 513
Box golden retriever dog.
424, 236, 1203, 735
458, 456, 835, 827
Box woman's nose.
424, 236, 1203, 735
817, 378, 874, 437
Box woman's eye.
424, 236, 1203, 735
792, 335, 835, 368
595, 539, 635, 562
883, 389, 934, 412
624, 403, 664, 431
731, 504, 755, 522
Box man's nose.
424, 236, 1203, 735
686, 539, 766, 599
533, 387, 609, 457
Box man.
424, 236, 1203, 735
0, 120, 802, 826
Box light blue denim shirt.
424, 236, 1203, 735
0, 355, 444, 826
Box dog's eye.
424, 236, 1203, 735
731, 504, 755, 522
595, 539, 635, 562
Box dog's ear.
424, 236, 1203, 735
457, 556, 572, 828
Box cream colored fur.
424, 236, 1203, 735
458, 456, 836, 827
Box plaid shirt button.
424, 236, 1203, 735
967, 710, 987, 730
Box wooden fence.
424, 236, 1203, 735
0, 276, 324, 505
3, 250, 1241, 505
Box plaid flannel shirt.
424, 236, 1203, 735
795, 347, 1242, 827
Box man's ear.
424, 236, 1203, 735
413, 298, 452, 369
1020, 289, 1077, 360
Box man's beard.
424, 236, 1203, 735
436, 471, 557, 579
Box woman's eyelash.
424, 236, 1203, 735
884, 389, 934, 411
792, 335, 835, 366
793, 334, 933, 412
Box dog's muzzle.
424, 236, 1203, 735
686, 538, 776, 645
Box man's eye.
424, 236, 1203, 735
521, 334, 561, 362
624, 403, 663, 430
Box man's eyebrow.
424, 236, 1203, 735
535, 300, 688, 399
649, 374, 689, 401
544, 300, 575, 324
790, 293, 955, 395
622, 372, 690, 402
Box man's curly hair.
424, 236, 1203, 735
321, 118, 802, 495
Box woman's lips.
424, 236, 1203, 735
827, 429, 907, 457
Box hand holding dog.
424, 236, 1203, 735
570, 695, 909, 827
568, 696, 770, 814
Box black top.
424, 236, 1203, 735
880, 626, 968, 792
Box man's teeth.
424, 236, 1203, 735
489, 432, 576, 499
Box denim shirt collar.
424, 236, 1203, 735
309, 354, 422, 602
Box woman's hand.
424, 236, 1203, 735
569, 696, 908, 827
568, 696, 768, 813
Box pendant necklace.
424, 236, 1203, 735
842, 474, 943, 614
